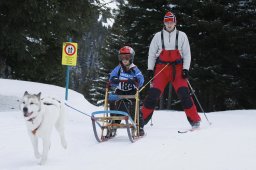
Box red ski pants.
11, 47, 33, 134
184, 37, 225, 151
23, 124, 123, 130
141, 63, 201, 124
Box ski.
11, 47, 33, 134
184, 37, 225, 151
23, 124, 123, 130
178, 127, 200, 133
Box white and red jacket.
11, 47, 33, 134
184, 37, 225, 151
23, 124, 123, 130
148, 28, 191, 71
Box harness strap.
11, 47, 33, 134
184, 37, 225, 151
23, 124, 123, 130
175, 30, 179, 49
27, 117, 36, 122
27, 116, 41, 135
156, 59, 183, 65
161, 30, 179, 50
117, 66, 136, 78
32, 125, 41, 135
161, 30, 165, 49
156, 59, 183, 81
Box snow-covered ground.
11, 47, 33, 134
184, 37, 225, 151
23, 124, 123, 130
0, 78, 255, 170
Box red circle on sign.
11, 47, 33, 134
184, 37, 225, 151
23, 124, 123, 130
64, 43, 76, 56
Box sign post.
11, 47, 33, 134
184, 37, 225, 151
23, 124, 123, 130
62, 39, 78, 100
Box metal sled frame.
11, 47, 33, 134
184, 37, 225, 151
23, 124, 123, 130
91, 83, 141, 143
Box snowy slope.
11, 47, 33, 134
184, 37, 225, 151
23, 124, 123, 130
0, 78, 255, 170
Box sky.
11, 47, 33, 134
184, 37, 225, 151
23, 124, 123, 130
0, 78, 256, 170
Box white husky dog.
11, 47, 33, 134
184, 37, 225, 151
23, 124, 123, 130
20, 91, 67, 165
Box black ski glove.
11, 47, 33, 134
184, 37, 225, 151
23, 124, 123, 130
182, 69, 189, 79
148, 70, 154, 80
111, 76, 119, 84
127, 78, 137, 86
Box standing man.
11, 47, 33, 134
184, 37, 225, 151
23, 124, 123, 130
141, 11, 201, 128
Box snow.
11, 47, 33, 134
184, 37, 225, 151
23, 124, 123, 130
0, 78, 256, 170
96, 0, 120, 28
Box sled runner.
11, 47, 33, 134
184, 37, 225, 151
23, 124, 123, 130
91, 82, 142, 143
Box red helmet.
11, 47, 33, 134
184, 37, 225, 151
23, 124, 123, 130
118, 46, 135, 63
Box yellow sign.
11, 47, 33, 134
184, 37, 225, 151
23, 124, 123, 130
62, 42, 78, 66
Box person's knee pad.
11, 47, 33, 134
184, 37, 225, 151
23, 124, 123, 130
177, 87, 193, 109
144, 88, 161, 109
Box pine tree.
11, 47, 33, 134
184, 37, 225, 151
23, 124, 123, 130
172, 0, 256, 111
0, 0, 98, 86
97, 0, 171, 105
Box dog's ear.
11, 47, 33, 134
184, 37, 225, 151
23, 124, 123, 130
37, 92, 41, 99
24, 91, 29, 96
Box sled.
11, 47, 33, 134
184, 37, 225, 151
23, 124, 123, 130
91, 82, 142, 143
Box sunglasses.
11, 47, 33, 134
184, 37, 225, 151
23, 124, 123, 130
164, 21, 175, 26
119, 54, 131, 60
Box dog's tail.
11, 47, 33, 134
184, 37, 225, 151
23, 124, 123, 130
55, 100, 67, 149
53, 99, 66, 127
42, 97, 61, 107
42, 97, 66, 129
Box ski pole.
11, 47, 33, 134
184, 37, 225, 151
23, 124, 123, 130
150, 117, 153, 126
187, 80, 212, 125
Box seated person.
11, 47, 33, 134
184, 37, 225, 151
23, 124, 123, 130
109, 46, 145, 136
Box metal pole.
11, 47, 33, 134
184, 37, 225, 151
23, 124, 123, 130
187, 80, 212, 125
65, 65, 70, 100
65, 37, 72, 101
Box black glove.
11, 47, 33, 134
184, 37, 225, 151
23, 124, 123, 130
111, 76, 119, 84
182, 69, 189, 79
148, 70, 154, 80
128, 77, 138, 84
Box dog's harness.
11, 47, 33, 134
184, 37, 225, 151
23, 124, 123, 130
26, 117, 41, 135
26, 107, 42, 135
27, 98, 61, 135
32, 124, 41, 135
27, 117, 36, 122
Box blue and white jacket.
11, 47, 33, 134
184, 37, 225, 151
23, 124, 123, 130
109, 64, 144, 91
